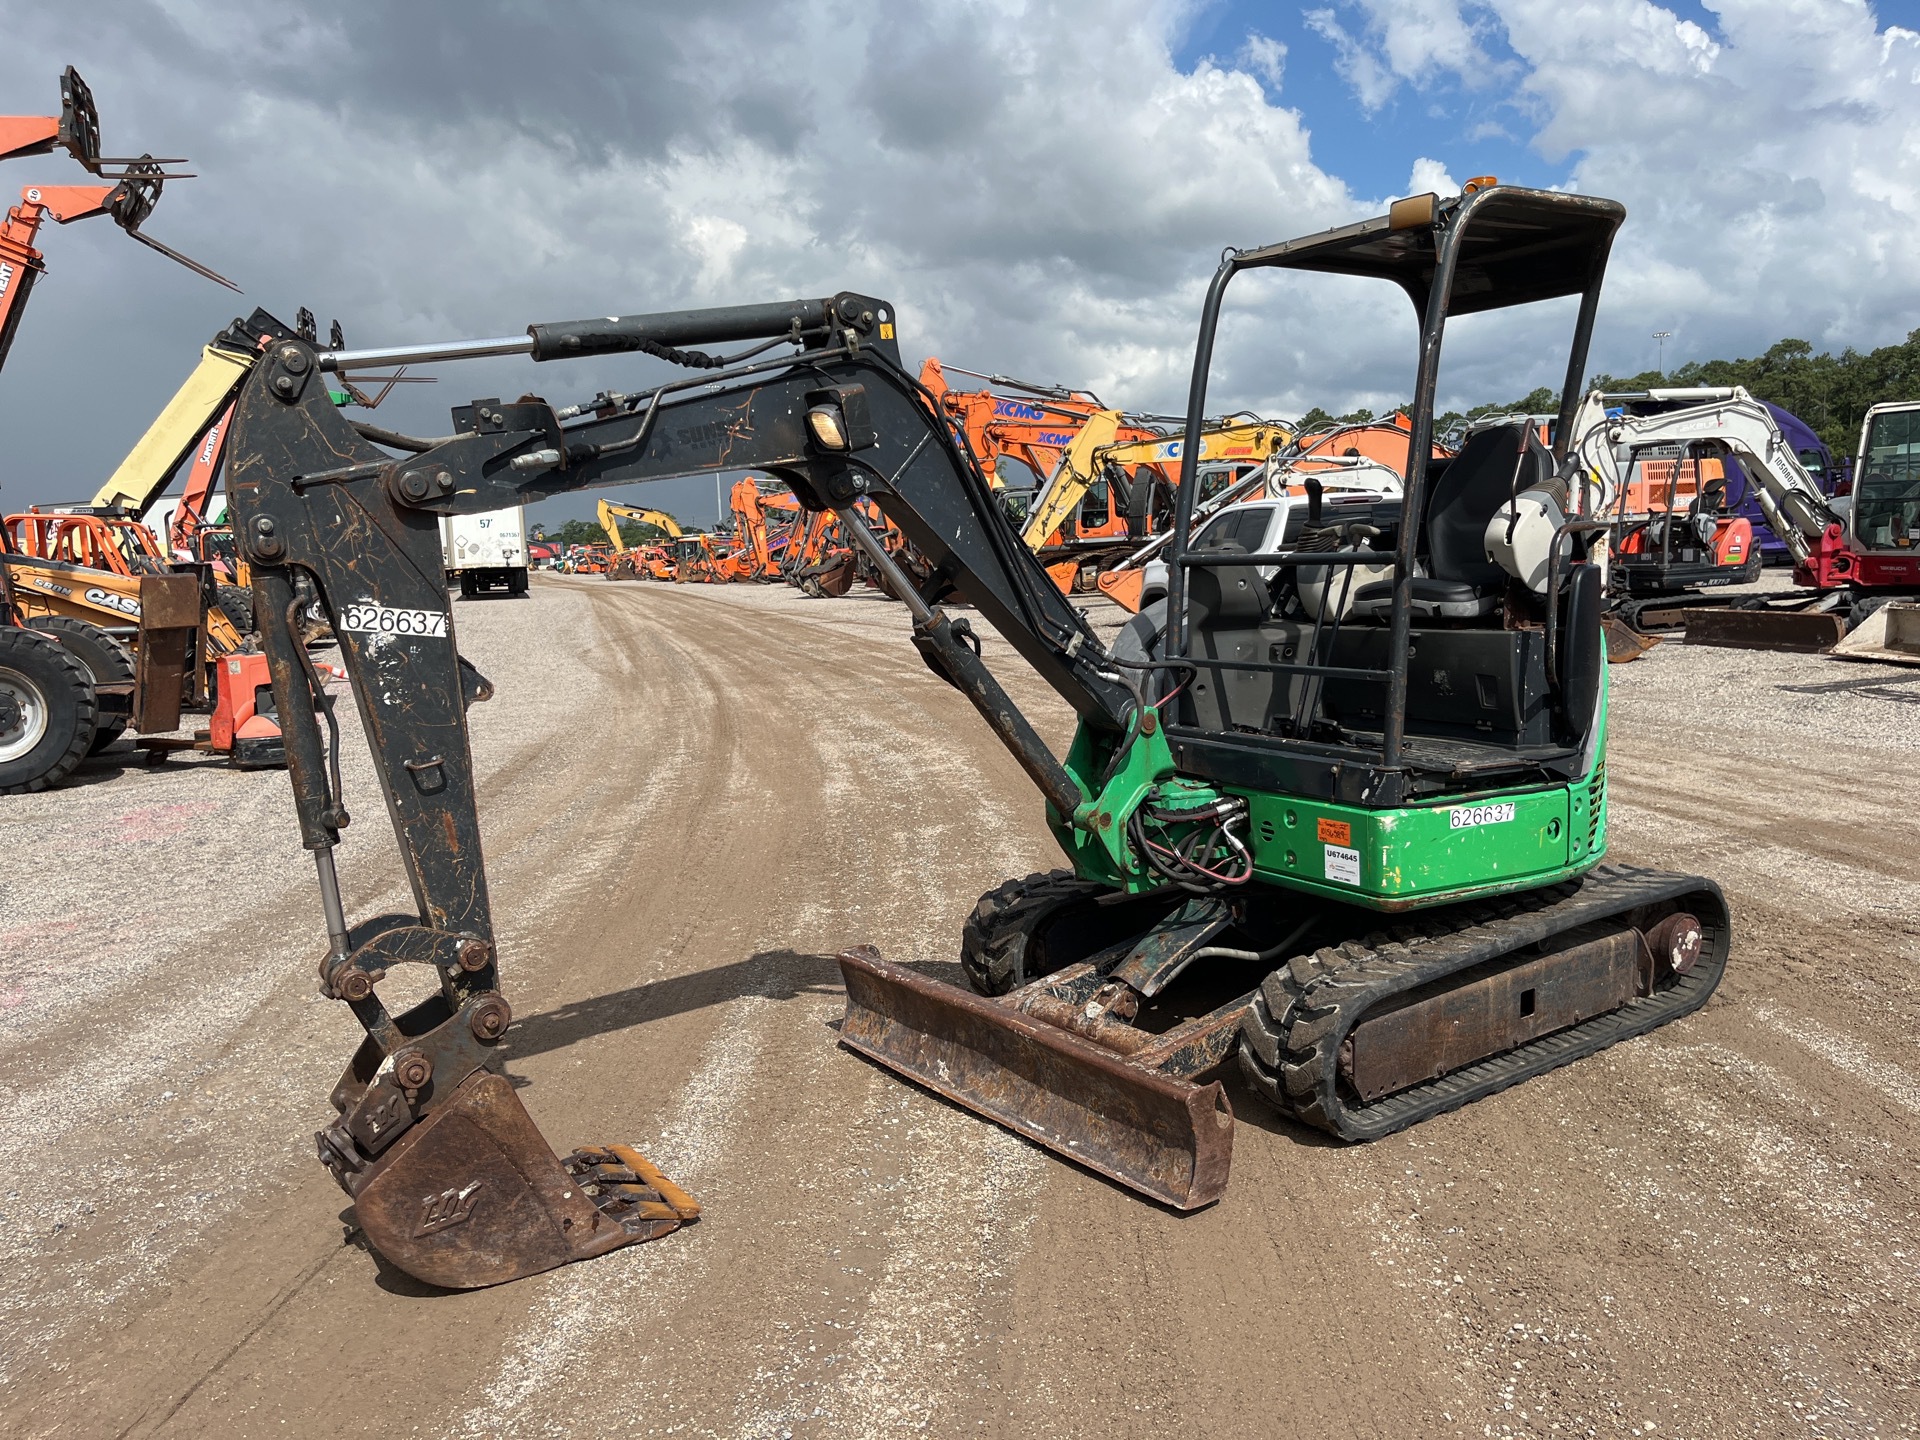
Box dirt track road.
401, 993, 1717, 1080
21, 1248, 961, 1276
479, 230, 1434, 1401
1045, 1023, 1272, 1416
3, 575, 1917, 1439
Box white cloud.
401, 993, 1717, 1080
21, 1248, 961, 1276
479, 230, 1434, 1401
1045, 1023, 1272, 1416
1360, 2, 1920, 377
0, 0, 1916, 512
1308, 0, 1502, 110
1305, 8, 1400, 111
1241, 32, 1287, 90
1407, 157, 1459, 196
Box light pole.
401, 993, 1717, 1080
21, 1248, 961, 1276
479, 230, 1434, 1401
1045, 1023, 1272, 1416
1653, 330, 1672, 380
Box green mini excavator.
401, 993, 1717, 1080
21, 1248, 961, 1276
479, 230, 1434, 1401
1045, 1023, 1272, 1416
225, 180, 1727, 1287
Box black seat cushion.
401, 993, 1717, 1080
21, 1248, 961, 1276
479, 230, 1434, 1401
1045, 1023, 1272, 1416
1352, 577, 1485, 608
1350, 576, 1499, 619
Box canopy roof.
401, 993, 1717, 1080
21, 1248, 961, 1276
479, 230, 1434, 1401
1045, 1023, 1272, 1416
1235, 186, 1625, 318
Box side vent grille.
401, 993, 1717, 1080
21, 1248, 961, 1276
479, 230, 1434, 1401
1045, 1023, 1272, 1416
1257, 818, 1277, 845
1586, 765, 1606, 850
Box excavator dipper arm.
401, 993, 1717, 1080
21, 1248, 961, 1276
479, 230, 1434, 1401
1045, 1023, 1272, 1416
226, 293, 1140, 1284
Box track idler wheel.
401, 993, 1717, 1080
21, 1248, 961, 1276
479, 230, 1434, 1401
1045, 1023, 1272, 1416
324, 1072, 698, 1289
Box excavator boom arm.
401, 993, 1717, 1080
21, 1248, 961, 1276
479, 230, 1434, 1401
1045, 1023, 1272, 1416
1580, 387, 1842, 565
219, 296, 1137, 1284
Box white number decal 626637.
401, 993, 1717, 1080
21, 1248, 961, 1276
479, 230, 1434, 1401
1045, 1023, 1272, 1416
338, 603, 449, 638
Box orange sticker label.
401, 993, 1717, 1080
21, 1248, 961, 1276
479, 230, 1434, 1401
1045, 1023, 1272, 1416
1317, 817, 1352, 845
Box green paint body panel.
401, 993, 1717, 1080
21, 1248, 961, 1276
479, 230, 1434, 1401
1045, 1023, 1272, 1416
1047, 659, 1610, 913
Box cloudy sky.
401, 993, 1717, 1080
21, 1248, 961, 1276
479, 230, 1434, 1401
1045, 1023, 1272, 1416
1, 0, 1915, 528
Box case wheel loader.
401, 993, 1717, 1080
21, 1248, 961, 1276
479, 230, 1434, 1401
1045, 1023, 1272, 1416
216, 180, 1727, 1287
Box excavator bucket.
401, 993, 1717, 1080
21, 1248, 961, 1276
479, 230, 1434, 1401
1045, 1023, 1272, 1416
1097, 568, 1147, 613
836, 947, 1233, 1209
1602, 613, 1660, 663
332, 1070, 698, 1289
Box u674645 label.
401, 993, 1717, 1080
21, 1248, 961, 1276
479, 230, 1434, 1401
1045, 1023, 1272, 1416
1448, 801, 1516, 830
338, 603, 449, 638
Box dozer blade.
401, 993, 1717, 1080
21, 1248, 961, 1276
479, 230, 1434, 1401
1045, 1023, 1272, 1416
1096, 568, 1146, 613
836, 947, 1232, 1209
337, 1071, 698, 1290
1681, 606, 1845, 652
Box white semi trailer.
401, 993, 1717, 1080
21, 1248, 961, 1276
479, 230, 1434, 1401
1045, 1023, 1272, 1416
441, 506, 529, 598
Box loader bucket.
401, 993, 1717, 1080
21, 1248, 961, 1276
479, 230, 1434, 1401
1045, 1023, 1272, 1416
836, 947, 1233, 1209
1096, 568, 1147, 614
1681, 607, 1845, 653
340, 1070, 697, 1289
1832, 602, 1920, 665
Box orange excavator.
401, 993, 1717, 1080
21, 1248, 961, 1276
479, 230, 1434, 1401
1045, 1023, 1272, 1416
723, 477, 802, 580
919, 358, 1121, 497
1291, 412, 1447, 471
0, 67, 236, 378
1021, 416, 1294, 592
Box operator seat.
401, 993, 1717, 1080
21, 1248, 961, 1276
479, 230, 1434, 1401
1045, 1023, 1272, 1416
1350, 422, 1550, 620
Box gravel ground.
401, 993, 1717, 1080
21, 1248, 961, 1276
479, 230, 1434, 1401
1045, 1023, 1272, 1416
1, 571, 1917, 1439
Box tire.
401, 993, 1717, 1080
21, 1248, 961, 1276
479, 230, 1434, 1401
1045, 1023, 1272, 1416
959, 869, 1178, 996
28, 616, 135, 753
215, 583, 256, 634
508, 568, 529, 596
0, 626, 98, 793
458, 572, 477, 600
1847, 593, 1906, 633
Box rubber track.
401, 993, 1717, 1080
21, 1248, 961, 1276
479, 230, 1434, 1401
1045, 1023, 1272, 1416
1238, 863, 1730, 1141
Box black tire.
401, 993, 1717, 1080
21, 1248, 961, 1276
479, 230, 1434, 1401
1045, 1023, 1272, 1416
216, 583, 256, 634
457, 573, 478, 600
959, 869, 1178, 996
0, 626, 98, 793
508, 568, 529, 596
1846, 593, 1908, 633
1236, 943, 1372, 1112
28, 616, 135, 753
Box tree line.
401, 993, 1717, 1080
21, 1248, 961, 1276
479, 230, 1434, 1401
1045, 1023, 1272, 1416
533, 517, 683, 549
1295, 330, 1920, 456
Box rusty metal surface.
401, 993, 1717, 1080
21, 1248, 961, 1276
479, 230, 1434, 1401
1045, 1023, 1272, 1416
345, 1071, 691, 1290
1681, 608, 1845, 653
131, 573, 200, 734
137, 572, 204, 629
1601, 614, 1661, 663
1345, 926, 1639, 1103
1107, 898, 1233, 998
837, 946, 1233, 1209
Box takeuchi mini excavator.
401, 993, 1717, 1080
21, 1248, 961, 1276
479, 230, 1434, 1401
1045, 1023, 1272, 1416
1566, 386, 1870, 646
221, 181, 1727, 1289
